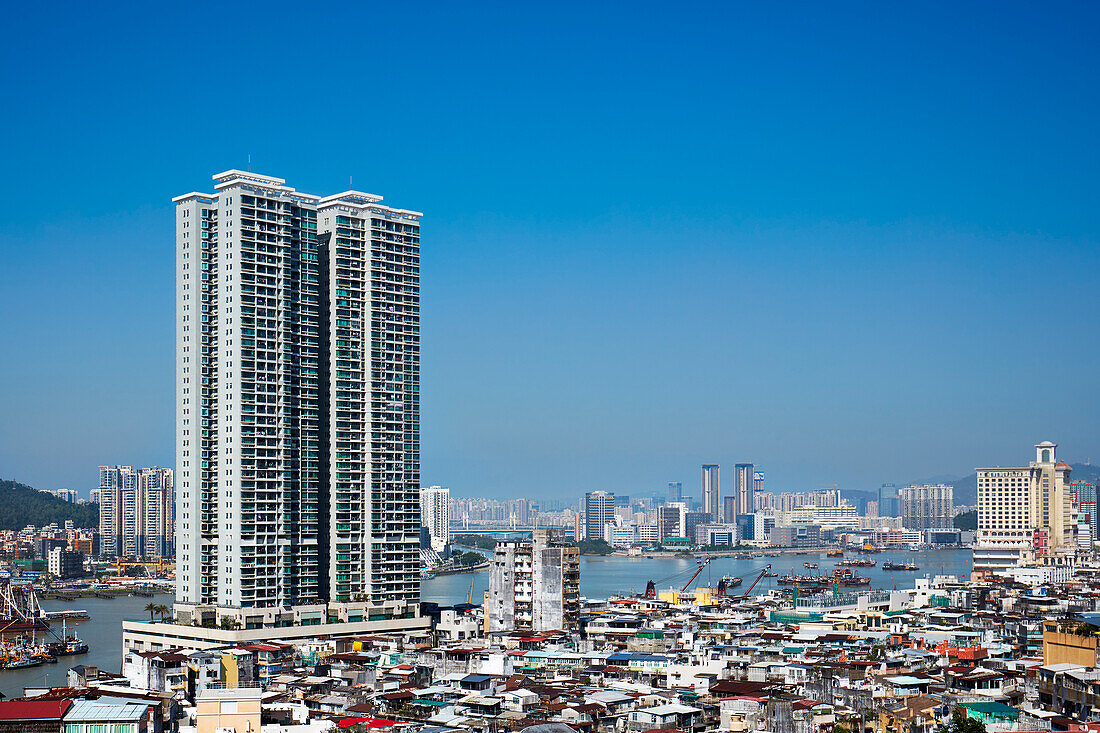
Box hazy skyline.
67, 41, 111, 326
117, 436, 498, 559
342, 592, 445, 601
2, 2, 1099, 498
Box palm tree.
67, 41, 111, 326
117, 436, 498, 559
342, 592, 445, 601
155, 604, 171, 622
144, 602, 157, 621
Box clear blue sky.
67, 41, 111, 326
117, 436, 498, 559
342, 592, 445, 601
2, 1, 1098, 499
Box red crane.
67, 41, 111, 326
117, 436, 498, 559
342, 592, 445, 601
681, 557, 712, 592
732, 564, 771, 599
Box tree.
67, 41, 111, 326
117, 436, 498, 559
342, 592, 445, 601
939, 709, 986, 733
155, 604, 171, 621
954, 510, 977, 531
0, 480, 98, 530
144, 602, 158, 621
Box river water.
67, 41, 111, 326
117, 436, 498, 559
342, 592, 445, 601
0, 549, 972, 697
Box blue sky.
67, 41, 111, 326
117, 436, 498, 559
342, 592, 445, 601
1, 1, 1098, 499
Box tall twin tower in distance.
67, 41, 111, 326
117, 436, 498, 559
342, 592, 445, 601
174, 170, 422, 613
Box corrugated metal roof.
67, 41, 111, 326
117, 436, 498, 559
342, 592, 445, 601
64, 699, 148, 722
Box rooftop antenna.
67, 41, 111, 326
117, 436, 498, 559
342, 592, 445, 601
350, 174, 353, 189
247, 153, 251, 172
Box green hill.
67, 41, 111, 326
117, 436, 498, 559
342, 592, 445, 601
0, 479, 98, 530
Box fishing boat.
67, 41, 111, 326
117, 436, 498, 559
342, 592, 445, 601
719, 575, 743, 588
6, 655, 43, 669
882, 561, 920, 571
837, 558, 876, 568
803, 562, 818, 569
47, 638, 88, 656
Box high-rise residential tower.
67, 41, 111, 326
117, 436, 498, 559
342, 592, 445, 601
898, 483, 954, 531
668, 482, 683, 503
734, 463, 755, 516
584, 491, 615, 541
175, 170, 421, 611
702, 465, 720, 519
99, 466, 174, 559
420, 487, 450, 553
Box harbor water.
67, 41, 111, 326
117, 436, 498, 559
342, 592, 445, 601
0, 592, 174, 698
0, 548, 972, 698
421, 547, 974, 605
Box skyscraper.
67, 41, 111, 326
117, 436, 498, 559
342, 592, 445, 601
974, 441, 1074, 569
584, 491, 615, 541
702, 465, 720, 519
668, 482, 683, 503
735, 463, 755, 515
420, 487, 450, 553
175, 170, 421, 611
878, 483, 899, 517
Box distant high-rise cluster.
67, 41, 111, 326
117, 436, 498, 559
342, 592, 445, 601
98, 465, 174, 559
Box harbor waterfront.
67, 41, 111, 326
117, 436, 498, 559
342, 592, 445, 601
0, 592, 173, 698
421, 546, 972, 604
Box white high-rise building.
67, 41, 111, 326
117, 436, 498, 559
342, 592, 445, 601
420, 487, 450, 552
175, 170, 421, 611
974, 441, 1074, 570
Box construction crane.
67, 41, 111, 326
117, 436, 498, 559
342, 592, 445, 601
641, 556, 714, 600
466, 573, 476, 605
720, 565, 771, 602
681, 557, 712, 592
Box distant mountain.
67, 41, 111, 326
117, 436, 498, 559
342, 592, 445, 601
943, 463, 1100, 506
0, 479, 98, 530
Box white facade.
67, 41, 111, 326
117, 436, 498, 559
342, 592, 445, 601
782, 505, 859, 530
176, 171, 421, 609
420, 486, 450, 552
603, 523, 637, 548
999, 565, 1073, 586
